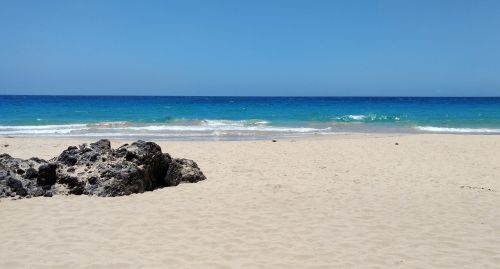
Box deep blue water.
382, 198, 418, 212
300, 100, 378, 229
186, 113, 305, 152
1, 96, 500, 139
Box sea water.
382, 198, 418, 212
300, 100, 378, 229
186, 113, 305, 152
1, 96, 499, 140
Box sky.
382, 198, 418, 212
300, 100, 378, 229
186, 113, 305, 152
0, 0, 499, 96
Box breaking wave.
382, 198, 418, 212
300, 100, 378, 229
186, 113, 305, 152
0, 119, 330, 138
334, 114, 401, 122
4, 119, 499, 139
415, 126, 500, 134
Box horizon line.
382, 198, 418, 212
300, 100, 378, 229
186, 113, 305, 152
1, 94, 500, 98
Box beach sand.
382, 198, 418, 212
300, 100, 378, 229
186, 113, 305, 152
1, 134, 499, 268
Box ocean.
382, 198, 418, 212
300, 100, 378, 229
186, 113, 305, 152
1, 96, 500, 140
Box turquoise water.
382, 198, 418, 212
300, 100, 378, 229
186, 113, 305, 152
1, 96, 500, 139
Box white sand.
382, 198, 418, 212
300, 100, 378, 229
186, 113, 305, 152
1, 134, 499, 268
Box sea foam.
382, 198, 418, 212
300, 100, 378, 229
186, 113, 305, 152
0, 120, 329, 138
334, 114, 401, 122
415, 126, 500, 133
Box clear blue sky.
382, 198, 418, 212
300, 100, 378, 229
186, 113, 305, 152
1, 0, 499, 96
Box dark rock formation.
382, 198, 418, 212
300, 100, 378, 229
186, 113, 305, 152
165, 158, 207, 186
0, 140, 206, 199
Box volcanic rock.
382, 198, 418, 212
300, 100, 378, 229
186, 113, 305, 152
0, 140, 206, 198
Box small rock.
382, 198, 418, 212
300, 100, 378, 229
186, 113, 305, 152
165, 158, 206, 186
88, 176, 98, 185
7, 177, 27, 196
37, 163, 58, 186
24, 168, 38, 179
272, 140, 277, 142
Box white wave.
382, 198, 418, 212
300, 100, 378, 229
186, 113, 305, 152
347, 115, 366, 120
113, 125, 326, 133
334, 115, 365, 121
0, 124, 89, 135
90, 121, 130, 127
201, 119, 269, 127
0, 124, 87, 130
0, 121, 330, 137
201, 120, 246, 127
335, 114, 402, 122
416, 126, 500, 133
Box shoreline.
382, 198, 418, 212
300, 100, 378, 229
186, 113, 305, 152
2, 130, 500, 144
2, 133, 500, 161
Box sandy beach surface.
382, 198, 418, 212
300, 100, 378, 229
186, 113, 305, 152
1, 134, 499, 269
